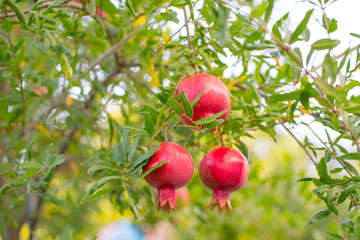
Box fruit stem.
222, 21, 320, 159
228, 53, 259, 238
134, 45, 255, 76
218, 127, 224, 147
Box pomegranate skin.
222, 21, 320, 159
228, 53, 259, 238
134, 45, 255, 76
175, 73, 231, 127
199, 147, 249, 214
143, 142, 194, 211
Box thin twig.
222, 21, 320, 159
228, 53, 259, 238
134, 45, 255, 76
182, 6, 198, 72
218, 127, 224, 147
282, 123, 317, 166
6, 29, 25, 136
152, 25, 185, 57
335, 202, 349, 240
306, 124, 353, 176
86, 5, 165, 71
0, 1, 85, 19
184, 130, 194, 147
125, 72, 155, 94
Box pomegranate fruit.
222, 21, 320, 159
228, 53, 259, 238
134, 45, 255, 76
175, 73, 231, 127
143, 142, 194, 212
199, 147, 249, 214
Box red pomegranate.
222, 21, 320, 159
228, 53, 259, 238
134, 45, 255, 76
143, 142, 194, 212
199, 147, 249, 214
175, 73, 231, 127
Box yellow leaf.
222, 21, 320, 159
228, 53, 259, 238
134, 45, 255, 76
66, 96, 74, 107
146, 57, 159, 88
35, 124, 50, 137
70, 162, 79, 175
75, 129, 82, 139
226, 75, 246, 91
52, 130, 62, 138
134, 15, 146, 27
19, 223, 30, 240
299, 105, 311, 114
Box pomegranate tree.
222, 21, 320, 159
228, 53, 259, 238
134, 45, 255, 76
199, 147, 249, 214
143, 142, 194, 212
175, 73, 231, 127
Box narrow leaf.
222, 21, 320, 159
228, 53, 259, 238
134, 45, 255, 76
290, 9, 314, 44
167, 97, 184, 114
312, 39, 340, 50
7, 0, 27, 24
306, 209, 331, 227
89, 0, 96, 17
136, 160, 168, 182
337, 184, 360, 203
191, 90, 204, 107
338, 153, 360, 161
179, 91, 193, 119
129, 146, 160, 174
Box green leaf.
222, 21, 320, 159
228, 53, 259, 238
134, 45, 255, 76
129, 146, 160, 174
316, 157, 330, 180
19, 161, 43, 169
331, 115, 340, 131
37, 193, 66, 206
7, 0, 27, 24
325, 232, 344, 240
211, 110, 228, 119
89, 0, 96, 17
191, 90, 204, 107
135, 160, 168, 182
264, 0, 274, 22
193, 110, 227, 125
20, 168, 40, 180
204, 119, 224, 130
80, 175, 122, 204
125, 0, 136, 17
80, 184, 122, 205
297, 177, 316, 182
337, 184, 360, 203
167, 97, 184, 114
290, 9, 314, 44
179, 91, 193, 119
312, 39, 340, 50
59, 53, 73, 79
48, 155, 66, 168
306, 209, 331, 227
338, 153, 360, 161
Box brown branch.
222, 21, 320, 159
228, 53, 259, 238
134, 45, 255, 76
0, 1, 85, 19
182, 6, 198, 72
152, 25, 185, 57
125, 72, 155, 94
218, 127, 224, 147
184, 130, 194, 147
282, 123, 317, 166
28, 67, 120, 240
6, 29, 25, 136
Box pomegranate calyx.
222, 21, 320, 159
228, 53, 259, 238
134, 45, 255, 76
156, 187, 176, 212
207, 189, 232, 215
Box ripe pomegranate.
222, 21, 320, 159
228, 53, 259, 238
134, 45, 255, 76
199, 147, 249, 214
175, 73, 231, 127
143, 142, 194, 212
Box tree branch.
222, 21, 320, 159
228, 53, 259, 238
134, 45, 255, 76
0, 1, 85, 19
282, 123, 317, 166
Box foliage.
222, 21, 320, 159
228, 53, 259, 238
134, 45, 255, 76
0, 0, 360, 239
